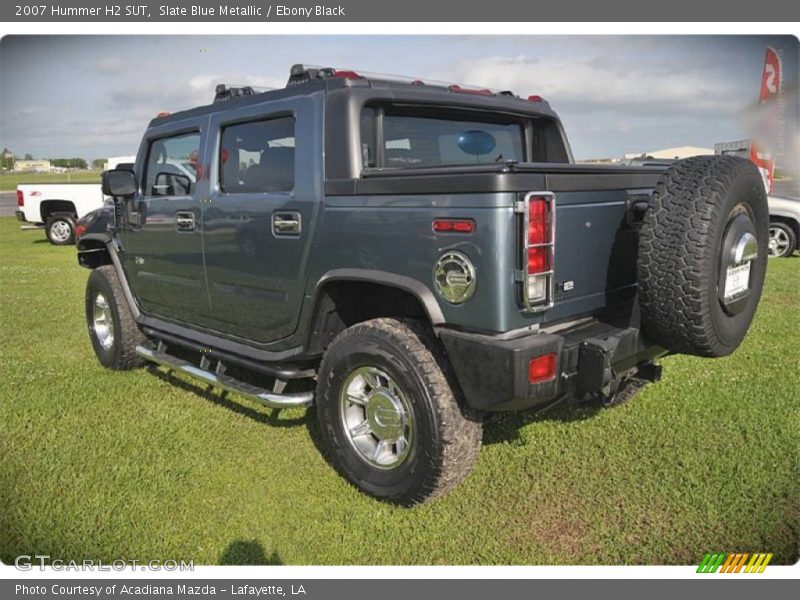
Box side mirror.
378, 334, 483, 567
102, 169, 136, 197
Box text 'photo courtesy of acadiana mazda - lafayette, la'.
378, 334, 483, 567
76, 64, 769, 505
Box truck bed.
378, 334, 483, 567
324, 162, 666, 330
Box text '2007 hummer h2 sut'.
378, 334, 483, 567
78, 64, 768, 505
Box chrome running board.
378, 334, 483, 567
135, 344, 314, 409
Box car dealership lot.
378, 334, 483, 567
0, 216, 797, 565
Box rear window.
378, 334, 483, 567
360, 105, 571, 169
361, 107, 524, 169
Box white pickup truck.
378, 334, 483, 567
16, 183, 108, 245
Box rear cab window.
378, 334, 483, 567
360, 105, 568, 170
144, 132, 201, 197
219, 117, 296, 194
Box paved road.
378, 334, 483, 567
0, 191, 18, 217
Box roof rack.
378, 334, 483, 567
214, 84, 257, 103
283, 63, 549, 106
286, 64, 337, 86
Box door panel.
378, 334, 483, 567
203, 98, 320, 343
120, 123, 211, 323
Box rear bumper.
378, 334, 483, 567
438, 318, 665, 412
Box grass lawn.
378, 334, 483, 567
0, 215, 797, 566
0, 171, 101, 191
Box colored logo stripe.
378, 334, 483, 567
697, 552, 773, 573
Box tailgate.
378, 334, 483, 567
541, 175, 660, 322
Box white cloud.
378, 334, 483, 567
95, 55, 124, 73
449, 54, 744, 115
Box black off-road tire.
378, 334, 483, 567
85, 265, 146, 370
316, 318, 483, 505
638, 155, 768, 357
45, 213, 75, 245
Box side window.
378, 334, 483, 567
219, 117, 296, 194
144, 132, 201, 197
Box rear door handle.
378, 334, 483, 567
175, 211, 196, 232
272, 211, 301, 237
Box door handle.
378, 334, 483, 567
272, 211, 301, 236
175, 211, 196, 232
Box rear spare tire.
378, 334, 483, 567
638, 155, 768, 357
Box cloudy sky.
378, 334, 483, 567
0, 35, 797, 162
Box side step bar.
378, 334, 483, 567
136, 344, 314, 409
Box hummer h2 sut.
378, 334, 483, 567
78, 65, 768, 504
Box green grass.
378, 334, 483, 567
0, 171, 101, 190
0, 215, 797, 566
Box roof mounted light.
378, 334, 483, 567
527, 95, 545, 102
449, 85, 493, 96
334, 70, 362, 80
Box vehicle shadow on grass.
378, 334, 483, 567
482, 399, 602, 446
147, 365, 600, 451
219, 540, 283, 565
148, 367, 309, 429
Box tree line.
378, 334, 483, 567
1, 149, 107, 171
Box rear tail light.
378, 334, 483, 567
528, 353, 557, 383
74, 223, 87, 240
16, 190, 24, 207
518, 192, 555, 310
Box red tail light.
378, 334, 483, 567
433, 218, 476, 233
74, 223, 87, 240
519, 193, 555, 310
16, 190, 24, 207
527, 197, 549, 245
527, 246, 550, 273
528, 353, 557, 383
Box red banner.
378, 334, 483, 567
749, 47, 782, 194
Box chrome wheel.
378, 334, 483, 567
92, 293, 115, 350
50, 219, 72, 243
768, 225, 792, 257
339, 366, 414, 470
